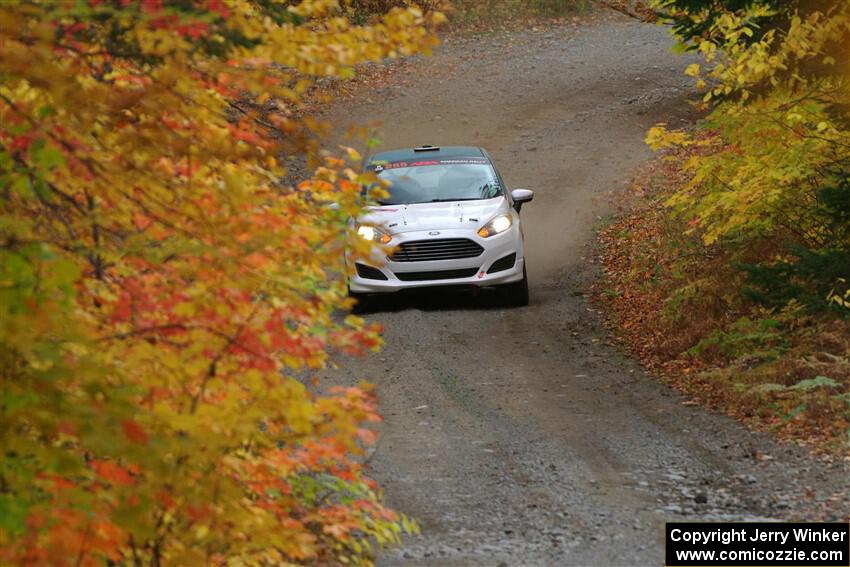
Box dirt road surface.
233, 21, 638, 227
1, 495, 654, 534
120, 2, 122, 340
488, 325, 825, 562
324, 12, 850, 566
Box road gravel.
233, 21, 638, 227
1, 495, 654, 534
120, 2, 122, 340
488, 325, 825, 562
323, 12, 850, 566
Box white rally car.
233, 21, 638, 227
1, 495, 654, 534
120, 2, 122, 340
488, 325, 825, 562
348, 145, 533, 307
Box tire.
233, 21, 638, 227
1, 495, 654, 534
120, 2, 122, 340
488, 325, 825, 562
348, 289, 371, 314
504, 264, 529, 307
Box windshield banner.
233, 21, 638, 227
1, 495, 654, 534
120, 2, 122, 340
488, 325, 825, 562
370, 158, 490, 172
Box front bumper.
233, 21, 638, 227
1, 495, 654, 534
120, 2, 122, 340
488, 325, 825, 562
348, 227, 524, 294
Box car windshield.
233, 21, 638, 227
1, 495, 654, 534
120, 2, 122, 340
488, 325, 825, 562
368, 159, 503, 205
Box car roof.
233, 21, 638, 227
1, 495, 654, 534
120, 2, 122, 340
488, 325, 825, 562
369, 145, 487, 163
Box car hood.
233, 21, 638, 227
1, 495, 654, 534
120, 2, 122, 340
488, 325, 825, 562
359, 197, 508, 234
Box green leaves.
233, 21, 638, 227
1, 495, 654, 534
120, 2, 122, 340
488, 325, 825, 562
30, 139, 64, 170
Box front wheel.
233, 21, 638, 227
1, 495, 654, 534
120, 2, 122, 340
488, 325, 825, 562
503, 264, 529, 307
348, 289, 372, 314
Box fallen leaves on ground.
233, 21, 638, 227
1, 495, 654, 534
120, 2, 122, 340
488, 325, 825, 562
593, 143, 850, 457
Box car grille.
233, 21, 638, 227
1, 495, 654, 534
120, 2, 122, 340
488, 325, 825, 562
487, 253, 516, 274
355, 263, 388, 281
391, 238, 483, 262
394, 267, 480, 282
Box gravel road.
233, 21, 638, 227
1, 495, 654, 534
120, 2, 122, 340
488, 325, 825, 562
324, 12, 850, 566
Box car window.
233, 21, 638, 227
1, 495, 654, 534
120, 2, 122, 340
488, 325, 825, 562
367, 159, 502, 205
491, 165, 510, 203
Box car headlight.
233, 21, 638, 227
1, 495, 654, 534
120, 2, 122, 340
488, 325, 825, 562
356, 224, 392, 244
477, 214, 512, 238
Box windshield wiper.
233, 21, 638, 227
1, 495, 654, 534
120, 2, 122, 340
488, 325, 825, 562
429, 198, 480, 203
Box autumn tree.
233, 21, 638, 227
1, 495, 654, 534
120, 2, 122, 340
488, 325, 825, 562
654, 0, 836, 48
649, 0, 850, 313
0, 1, 442, 564
596, 0, 850, 446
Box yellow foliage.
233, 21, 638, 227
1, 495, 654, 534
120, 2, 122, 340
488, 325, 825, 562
645, 124, 693, 151
651, 1, 850, 247
0, 0, 441, 564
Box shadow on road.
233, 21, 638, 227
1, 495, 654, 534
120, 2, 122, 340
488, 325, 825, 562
355, 286, 523, 314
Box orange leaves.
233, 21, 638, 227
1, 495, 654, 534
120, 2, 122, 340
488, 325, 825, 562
226, 121, 266, 146
330, 324, 384, 356
184, 503, 212, 522
0, 0, 436, 563
90, 460, 137, 487
206, 0, 230, 20
9, 132, 35, 153
173, 21, 209, 40
36, 473, 77, 492
356, 427, 378, 446
593, 145, 705, 371
110, 292, 133, 324
140, 0, 163, 13
320, 509, 359, 539
9, 509, 126, 567
121, 419, 148, 445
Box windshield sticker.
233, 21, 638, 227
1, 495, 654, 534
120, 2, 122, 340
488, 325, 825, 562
371, 157, 489, 172
437, 158, 489, 165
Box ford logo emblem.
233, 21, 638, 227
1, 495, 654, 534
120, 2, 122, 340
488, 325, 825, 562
428, 231, 441, 236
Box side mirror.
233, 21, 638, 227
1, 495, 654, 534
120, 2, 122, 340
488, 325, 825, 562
511, 188, 534, 212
